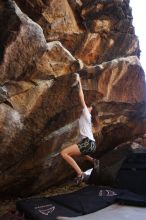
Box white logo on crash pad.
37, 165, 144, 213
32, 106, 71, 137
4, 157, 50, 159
35, 204, 55, 215
98, 190, 117, 197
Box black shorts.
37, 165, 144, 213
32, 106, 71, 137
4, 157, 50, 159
77, 137, 96, 155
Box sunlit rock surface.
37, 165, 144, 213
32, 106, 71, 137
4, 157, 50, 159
81, 56, 145, 103
0, 0, 146, 196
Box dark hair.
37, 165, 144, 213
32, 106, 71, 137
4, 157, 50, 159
90, 105, 99, 127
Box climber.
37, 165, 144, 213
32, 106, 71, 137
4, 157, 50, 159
61, 73, 99, 185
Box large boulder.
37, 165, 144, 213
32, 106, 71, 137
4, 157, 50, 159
79, 56, 146, 155
0, 0, 81, 196
0, 0, 146, 197
15, 0, 138, 65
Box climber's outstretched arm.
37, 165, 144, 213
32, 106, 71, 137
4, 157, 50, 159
75, 73, 86, 108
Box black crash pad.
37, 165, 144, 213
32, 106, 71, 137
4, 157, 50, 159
16, 197, 80, 220
16, 186, 121, 220
50, 185, 121, 214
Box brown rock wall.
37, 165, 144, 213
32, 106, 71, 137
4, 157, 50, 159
0, 0, 146, 196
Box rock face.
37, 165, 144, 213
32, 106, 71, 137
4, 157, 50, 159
0, 0, 146, 196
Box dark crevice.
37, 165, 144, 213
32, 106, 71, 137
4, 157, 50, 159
15, 0, 44, 21
3, 100, 14, 108
0, 0, 21, 64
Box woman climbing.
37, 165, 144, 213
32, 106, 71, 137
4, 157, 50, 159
61, 73, 99, 184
